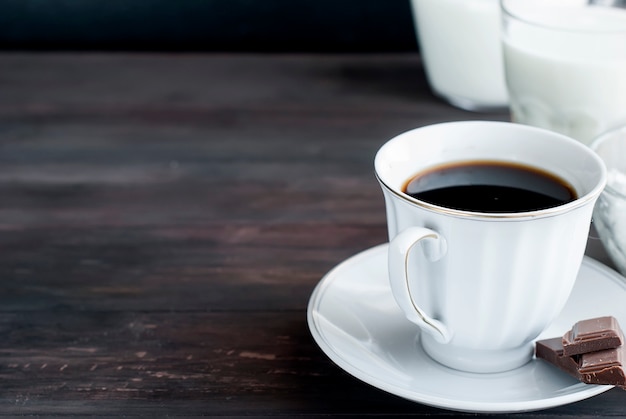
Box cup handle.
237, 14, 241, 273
388, 226, 452, 344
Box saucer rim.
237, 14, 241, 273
307, 243, 619, 413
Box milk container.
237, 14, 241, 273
410, 0, 508, 111
501, 1, 626, 145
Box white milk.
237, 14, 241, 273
591, 129, 626, 276
502, 2, 626, 145
410, 0, 508, 111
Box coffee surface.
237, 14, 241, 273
402, 160, 577, 213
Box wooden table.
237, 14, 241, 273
0, 53, 622, 417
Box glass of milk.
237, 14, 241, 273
409, 0, 509, 112
501, 0, 626, 146
591, 126, 626, 276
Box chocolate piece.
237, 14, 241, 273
536, 336, 626, 388
536, 337, 580, 380
562, 316, 624, 356
579, 347, 626, 386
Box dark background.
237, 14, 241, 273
0, 0, 419, 52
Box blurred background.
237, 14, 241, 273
0, 0, 419, 52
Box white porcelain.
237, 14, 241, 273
374, 121, 606, 373
591, 126, 626, 276
410, 0, 508, 111
501, 0, 626, 145
308, 244, 626, 413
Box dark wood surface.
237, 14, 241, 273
0, 53, 622, 417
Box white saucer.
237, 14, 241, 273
307, 243, 626, 413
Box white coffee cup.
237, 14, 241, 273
410, 0, 508, 111
374, 121, 606, 373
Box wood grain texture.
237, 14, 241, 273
0, 53, 621, 417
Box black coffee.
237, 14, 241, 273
402, 160, 577, 213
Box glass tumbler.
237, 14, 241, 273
501, 0, 626, 146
